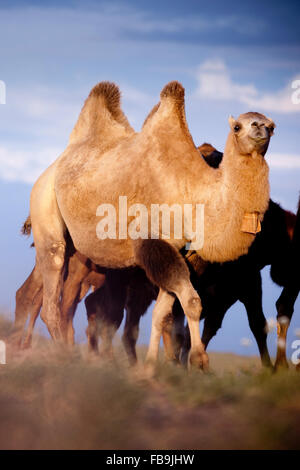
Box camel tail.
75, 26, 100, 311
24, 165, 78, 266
21, 216, 32, 236
69, 81, 133, 144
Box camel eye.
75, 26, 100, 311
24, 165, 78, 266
234, 124, 240, 132
269, 125, 274, 133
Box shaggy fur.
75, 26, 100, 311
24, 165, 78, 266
29, 80, 274, 369
69, 81, 134, 145
134, 239, 190, 292
180, 198, 296, 368
55, 82, 273, 266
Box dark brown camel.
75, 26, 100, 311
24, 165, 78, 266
274, 196, 300, 370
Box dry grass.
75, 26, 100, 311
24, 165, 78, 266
1, 314, 300, 450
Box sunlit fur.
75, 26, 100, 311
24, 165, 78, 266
28, 81, 273, 368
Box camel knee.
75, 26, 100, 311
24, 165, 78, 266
177, 286, 202, 321
49, 242, 66, 270
187, 296, 202, 320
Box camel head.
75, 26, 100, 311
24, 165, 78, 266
228, 112, 275, 157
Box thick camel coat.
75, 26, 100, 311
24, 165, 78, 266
29, 81, 274, 369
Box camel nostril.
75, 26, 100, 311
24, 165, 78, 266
251, 121, 258, 127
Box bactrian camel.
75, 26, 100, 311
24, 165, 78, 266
29, 80, 274, 370
14, 143, 212, 349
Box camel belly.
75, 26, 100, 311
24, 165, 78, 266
71, 234, 135, 269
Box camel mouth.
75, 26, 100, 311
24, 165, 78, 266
250, 136, 269, 145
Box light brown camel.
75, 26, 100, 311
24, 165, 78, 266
29, 81, 274, 371
14, 143, 212, 349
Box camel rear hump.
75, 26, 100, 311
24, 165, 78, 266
69, 81, 134, 146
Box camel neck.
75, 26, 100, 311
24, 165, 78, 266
219, 133, 270, 214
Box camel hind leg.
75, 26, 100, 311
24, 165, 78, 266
29, 162, 69, 341
41, 242, 66, 341
14, 265, 43, 347
134, 239, 208, 371
60, 253, 90, 345
33, 238, 66, 341
22, 288, 43, 349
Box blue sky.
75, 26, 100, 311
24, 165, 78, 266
0, 0, 300, 358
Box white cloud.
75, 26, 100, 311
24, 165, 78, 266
195, 59, 300, 113
195, 59, 257, 101
0, 146, 63, 184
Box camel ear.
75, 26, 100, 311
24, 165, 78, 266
266, 117, 275, 124
228, 115, 236, 129
267, 118, 276, 134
